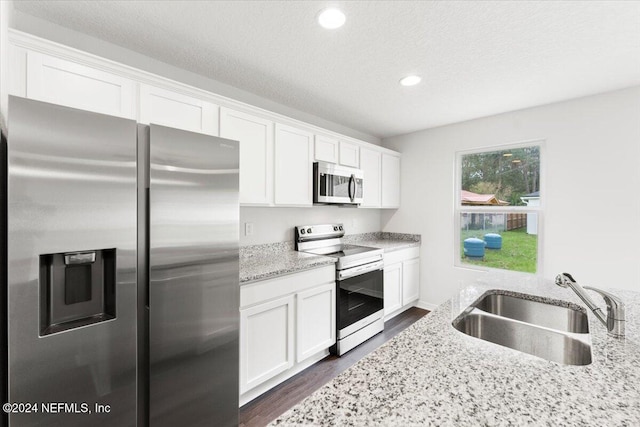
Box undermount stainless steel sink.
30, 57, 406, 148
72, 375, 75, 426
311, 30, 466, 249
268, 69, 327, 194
453, 291, 592, 366
474, 293, 589, 333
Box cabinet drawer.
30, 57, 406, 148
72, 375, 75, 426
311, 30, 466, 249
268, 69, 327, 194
240, 265, 335, 308
383, 246, 420, 266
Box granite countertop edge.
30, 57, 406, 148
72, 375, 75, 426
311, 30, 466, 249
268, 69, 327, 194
239, 232, 421, 284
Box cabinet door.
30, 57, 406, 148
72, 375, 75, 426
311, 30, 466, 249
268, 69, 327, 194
402, 258, 420, 305
314, 135, 339, 163
26, 51, 135, 119
296, 283, 336, 363
381, 153, 401, 208
360, 148, 382, 208
339, 141, 360, 167
240, 295, 294, 394
383, 263, 403, 317
274, 124, 313, 206
139, 84, 218, 135
220, 107, 274, 205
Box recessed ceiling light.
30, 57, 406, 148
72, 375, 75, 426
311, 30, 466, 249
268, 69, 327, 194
317, 8, 346, 29
399, 75, 422, 86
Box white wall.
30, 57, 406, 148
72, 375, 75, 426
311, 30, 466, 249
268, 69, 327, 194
7, 6, 380, 145
382, 87, 640, 307
240, 207, 381, 246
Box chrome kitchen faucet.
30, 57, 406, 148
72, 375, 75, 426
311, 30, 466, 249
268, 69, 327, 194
555, 272, 625, 338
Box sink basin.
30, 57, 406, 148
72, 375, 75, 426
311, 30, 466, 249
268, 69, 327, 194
474, 293, 589, 333
453, 290, 592, 365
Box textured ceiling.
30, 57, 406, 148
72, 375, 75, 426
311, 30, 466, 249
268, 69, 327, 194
12, 1, 640, 139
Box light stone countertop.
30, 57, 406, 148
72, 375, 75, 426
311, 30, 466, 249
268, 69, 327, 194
343, 232, 421, 252
270, 273, 640, 426
240, 232, 421, 284
239, 242, 335, 284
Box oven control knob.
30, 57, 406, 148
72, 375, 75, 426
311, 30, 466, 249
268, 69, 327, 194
300, 229, 306, 234
334, 226, 338, 231
307, 228, 312, 234
339, 225, 343, 231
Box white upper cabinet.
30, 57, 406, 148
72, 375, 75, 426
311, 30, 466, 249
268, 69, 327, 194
139, 84, 219, 135
25, 51, 135, 119
381, 153, 401, 208
314, 135, 339, 163
359, 147, 382, 208
8, 31, 403, 211
220, 107, 274, 205
339, 141, 360, 168
274, 124, 313, 206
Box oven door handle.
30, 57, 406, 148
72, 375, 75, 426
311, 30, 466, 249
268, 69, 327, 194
338, 260, 384, 280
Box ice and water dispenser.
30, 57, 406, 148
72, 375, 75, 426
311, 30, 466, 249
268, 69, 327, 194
39, 248, 116, 335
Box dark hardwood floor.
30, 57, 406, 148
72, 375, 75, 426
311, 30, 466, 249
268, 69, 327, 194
239, 307, 430, 427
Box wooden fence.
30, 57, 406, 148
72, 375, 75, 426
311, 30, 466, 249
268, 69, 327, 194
506, 213, 526, 231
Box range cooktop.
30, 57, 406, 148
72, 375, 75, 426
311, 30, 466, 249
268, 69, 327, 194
295, 224, 383, 270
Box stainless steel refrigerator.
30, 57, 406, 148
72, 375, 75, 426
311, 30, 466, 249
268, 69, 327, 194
4, 96, 240, 426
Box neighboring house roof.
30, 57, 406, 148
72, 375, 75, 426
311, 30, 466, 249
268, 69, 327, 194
520, 191, 540, 205
461, 190, 509, 205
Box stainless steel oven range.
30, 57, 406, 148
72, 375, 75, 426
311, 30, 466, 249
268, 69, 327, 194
295, 224, 384, 356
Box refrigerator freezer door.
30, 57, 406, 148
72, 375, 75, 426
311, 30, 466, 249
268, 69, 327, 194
7, 96, 138, 426
148, 125, 239, 427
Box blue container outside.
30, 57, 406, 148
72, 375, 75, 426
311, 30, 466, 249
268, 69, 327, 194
464, 237, 485, 258
484, 233, 502, 250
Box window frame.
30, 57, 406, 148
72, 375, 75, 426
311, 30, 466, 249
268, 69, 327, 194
454, 139, 545, 275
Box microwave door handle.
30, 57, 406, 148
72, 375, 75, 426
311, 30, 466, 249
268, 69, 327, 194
349, 174, 355, 202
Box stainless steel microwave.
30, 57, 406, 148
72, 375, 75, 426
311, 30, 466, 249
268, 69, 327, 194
313, 161, 363, 205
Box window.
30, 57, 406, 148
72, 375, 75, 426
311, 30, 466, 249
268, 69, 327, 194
456, 143, 542, 274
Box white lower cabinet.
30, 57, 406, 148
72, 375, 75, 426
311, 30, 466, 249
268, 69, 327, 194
383, 263, 403, 316
402, 258, 420, 305
240, 295, 294, 394
383, 247, 420, 320
239, 266, 335, 405
296, 282, 336, 362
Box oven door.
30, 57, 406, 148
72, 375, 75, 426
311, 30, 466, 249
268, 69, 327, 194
336, 264, 383, 334
314, 161, 363, 204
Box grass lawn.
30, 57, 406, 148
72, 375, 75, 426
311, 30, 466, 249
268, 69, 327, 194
461, 227, 537, 273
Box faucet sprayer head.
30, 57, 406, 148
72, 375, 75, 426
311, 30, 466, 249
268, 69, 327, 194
555, 272, 576, 288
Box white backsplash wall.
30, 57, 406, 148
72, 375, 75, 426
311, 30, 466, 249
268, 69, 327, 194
240, 207, 382, 246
